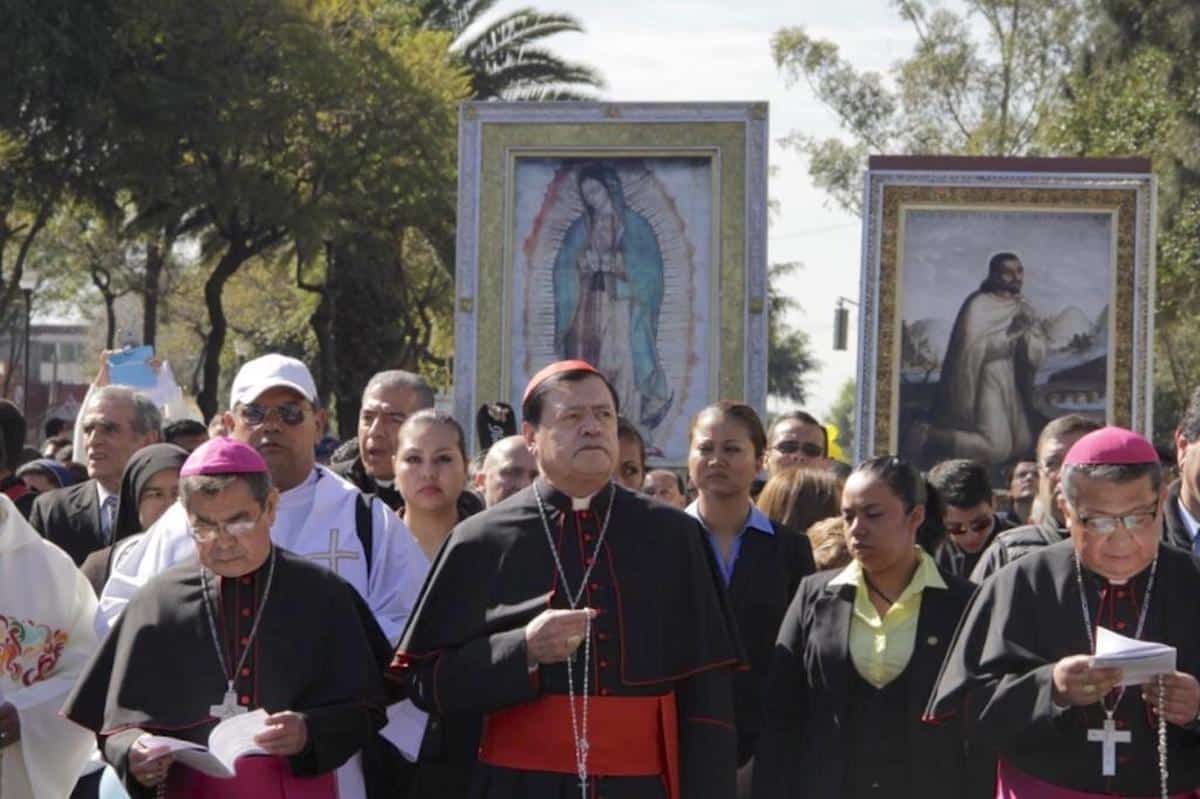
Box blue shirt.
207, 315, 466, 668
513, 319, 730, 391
685, 501, 775, 585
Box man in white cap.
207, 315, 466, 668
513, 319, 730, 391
100, 355, 430, 773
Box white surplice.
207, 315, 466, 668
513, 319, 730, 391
0, 494, 99, 799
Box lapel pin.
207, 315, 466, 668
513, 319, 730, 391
927, 635, 940, 646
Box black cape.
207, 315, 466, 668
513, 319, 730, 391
392, 480, 743, 799
926, 540, 1200, 795
64, 547, 390, 799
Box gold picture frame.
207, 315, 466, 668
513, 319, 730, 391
454, 103, 769, 464
855, 157, 1156, 473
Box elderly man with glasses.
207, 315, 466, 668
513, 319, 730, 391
928, 426, 1200, 798
66, 437, 391, 799
98, 354, 430, 786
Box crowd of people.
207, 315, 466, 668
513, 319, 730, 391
0, 352, 1198, 799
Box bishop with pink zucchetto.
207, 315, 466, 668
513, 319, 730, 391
64, 437, 394, 799
927, 426, 1200, 797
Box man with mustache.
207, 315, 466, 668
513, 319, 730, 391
391, 359, 742, 799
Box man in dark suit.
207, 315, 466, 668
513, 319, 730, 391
29, 386, 160, 565
1165, 384, 1200, 554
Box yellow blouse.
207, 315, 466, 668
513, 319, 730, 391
827, 547, 947, 688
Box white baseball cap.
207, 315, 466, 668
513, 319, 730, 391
229, 354, 318, 408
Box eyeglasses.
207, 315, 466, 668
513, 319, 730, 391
188, 511, 265, 543
238, 403, 306, 427
1076, 509, 1158, 535
945, 516, 994, 536
773, 441, 824, 457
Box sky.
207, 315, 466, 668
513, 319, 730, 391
474, 0, 918, 418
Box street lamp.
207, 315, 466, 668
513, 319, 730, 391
18, 270, 36, 412
833, 296, 859, 351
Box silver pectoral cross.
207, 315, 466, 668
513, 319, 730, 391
1087, 717, 1131, 776
209, 685, 248, 720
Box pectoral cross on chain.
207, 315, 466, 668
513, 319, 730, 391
210, 685, 247, 720
1088, 717, 1131, 776
309, 529, 359, 575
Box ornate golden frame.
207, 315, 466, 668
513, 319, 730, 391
854, 161, 1156, 463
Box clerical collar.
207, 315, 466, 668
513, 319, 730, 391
534, 478, 611, 513
1080, 556, 1155, 589
374, 477, 395, 490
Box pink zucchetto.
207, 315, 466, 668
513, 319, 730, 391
1062, 426, 1158, 467
180, 436, 269, 477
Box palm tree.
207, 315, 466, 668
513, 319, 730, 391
418, 0, 604, 100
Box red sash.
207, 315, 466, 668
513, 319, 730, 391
479, 693, 680, 799
165, 755, 337, 798
996, 760, 1200, 799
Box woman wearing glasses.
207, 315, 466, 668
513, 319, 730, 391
752, 455, 989, 799
685, 401, 815, 795
765, 411, 830, 477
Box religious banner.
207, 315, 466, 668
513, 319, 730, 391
853, 156, 1156, 480
453, 102, 769, 465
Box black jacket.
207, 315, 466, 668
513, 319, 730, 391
28, 479, 104, 566
968, 513, 1064, 583
1162, 480, 1197, 552
727, 520, 815, 765
753, 566, 990, 799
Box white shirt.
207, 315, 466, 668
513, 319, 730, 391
1176, 498, 1200, 554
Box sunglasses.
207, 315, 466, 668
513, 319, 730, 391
238, 402, 306, 427
945, 517, 994, 536
773, 441, 824, 457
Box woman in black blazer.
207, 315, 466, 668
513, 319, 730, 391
753, 455, 991, 799
685, 401, 816, 791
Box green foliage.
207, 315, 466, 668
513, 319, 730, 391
828, 378, 856, 457
418, 0, 604, 100
767, 262, 819, 404
1041, 5, 1200, 441
773, 0, 1082, 213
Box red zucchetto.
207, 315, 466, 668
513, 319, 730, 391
521, 359, 602, 405
1061, 425, 1158, 466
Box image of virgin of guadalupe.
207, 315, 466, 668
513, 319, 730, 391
553, 163, 673, 428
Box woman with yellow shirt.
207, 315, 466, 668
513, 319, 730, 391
752, 455, 991, 799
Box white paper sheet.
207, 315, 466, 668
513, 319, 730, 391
1090, 626, 1177, 686
142, 709, 271, 779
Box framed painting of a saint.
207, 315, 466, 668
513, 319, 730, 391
454, 103, 769, 465
854, 156, 1156, 481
